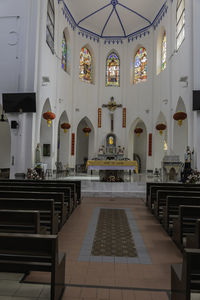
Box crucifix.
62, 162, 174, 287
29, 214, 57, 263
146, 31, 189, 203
102, 97, 122, 132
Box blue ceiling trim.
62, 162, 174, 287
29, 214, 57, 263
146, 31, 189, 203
60, 0, 168, 42
101, 7, 115, 37
118, 3, 151, 25
114, 7, 126, 37
77, 4, 111, 25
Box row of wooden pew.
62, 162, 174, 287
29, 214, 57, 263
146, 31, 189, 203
0, 179, 81, 300
146, 182, 200, 300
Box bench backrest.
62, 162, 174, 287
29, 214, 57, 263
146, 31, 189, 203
0, 209, 40, 233
0, 233, 58, 263
184, 248, 200, 292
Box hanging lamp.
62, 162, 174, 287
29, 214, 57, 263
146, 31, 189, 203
43, 111, 56, 127
134, 127, 143, 136
155, 123, 166, 135
173, 111, 187, 126
61, 122, 71, 133
83, 126, 91, 136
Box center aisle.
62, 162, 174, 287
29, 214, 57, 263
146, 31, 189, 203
55, 197, 182, 300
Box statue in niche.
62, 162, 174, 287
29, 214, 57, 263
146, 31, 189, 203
35, 143, 41, 164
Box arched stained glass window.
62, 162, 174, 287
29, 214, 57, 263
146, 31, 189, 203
176, 0, 185, 50
61, 32, 67, 72
46, 0, 55, 53
134, 47, 147, 84
106, 52, 120, 87
161, 31, 166, 71
79, 47, 92, 83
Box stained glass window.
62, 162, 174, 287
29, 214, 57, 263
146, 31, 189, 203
176, 0, 185, 50
46, 0, 55, 53
61, 32, 67, 72
161, 31, 166, 71
134, 47, 147, 84
106, 52, 120, 87
79, 47, 92, 83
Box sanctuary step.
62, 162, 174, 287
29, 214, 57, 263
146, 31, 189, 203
81, 181, 146, 198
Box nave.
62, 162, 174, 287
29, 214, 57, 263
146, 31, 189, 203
0, 196, 184, 300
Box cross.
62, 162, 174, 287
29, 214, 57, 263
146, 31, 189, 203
102, 97, 122, 132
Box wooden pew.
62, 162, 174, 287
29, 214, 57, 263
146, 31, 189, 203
0, 198, 58, 234
0, 185, 73, 216
171, 248, 200, 300
0, 210, 44, 234
0, 190, 67, 227
154, 189, 200, 220
147, 183, 200, 211
0, 179, 81, 207
0, 233, 66, 300
186, 219, 200, 249
172, 205, 200, 250
163, 196, 200, 234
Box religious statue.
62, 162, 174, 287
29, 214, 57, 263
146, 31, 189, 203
35, 143, 41, 164
184, 146, 193, 169
102, 96, 122, 112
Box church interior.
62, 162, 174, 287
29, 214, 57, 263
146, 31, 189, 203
0, 0, 200, 299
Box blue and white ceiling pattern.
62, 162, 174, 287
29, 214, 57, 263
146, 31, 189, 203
58, 0, 168, 43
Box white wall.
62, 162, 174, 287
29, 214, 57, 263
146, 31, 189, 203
1, 0, 199, 174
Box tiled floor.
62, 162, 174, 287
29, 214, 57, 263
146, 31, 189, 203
0, 196, 186, 300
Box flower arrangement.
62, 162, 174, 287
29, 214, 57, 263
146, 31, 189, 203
27, 168, 43, 180
185, 169, 200, 184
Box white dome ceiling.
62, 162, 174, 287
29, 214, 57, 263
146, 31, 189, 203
63, 0, 167, 38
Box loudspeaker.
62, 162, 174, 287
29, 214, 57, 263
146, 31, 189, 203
11, 120, 18, 129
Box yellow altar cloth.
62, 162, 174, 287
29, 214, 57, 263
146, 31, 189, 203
86, 160, 138, 173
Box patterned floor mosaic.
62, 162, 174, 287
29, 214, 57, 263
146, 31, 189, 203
91, 209, 137, 257
78, 207, 152, 264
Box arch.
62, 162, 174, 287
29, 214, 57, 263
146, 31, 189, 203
156, 27, 166, 74
0, 104, 11, 177
133, 47, 147, 84
79, 44, 95, 84
57, 110, 70, 169
46, 0, 55, 53
105, 50, 120, 87
176, 0, 185, 50
128, 118, 147, 173
39, 99, 54, 169
75, 117, 95, 173
173, 97, 188, 162
61, 27, 70, 73
154, 111, 168, 169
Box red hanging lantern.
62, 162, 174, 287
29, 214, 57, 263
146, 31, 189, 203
156, 123, 166, 135
61, 122, 71, 133
43, 111, 56, 127
83, 126, 91, 136
173, 111, 187, 126
134, 127, 143, 136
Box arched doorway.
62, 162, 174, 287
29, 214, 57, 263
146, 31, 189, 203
0, 104, 11, 178
173, 98, 188, 162
128, 118, 147, 173
154, 111, 168, 169
76, 117, 94, 173
57, 111, 70, 168
39, 99, 54, 170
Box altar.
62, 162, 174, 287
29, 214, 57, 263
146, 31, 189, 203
86, 160, 138, 181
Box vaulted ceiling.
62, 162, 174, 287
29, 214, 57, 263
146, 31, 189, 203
63, 0, 167, 38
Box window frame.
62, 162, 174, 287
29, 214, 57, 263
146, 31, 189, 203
176, 0, 185, 50
46, 0, 55, 54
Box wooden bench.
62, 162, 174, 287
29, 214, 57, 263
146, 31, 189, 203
0, 233, 66, 300
0, 185, 73, 216
0, 190, 67, 228
0, 179, 82, 206
147, 183, 200, 211
154, 189, 200, 220
0, 210, 44, 234
172, 205, 200, 250
171, 248, 200, 300
186, 219, 200, 249
163, 196, 200, 234
0, 198, 58, 234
